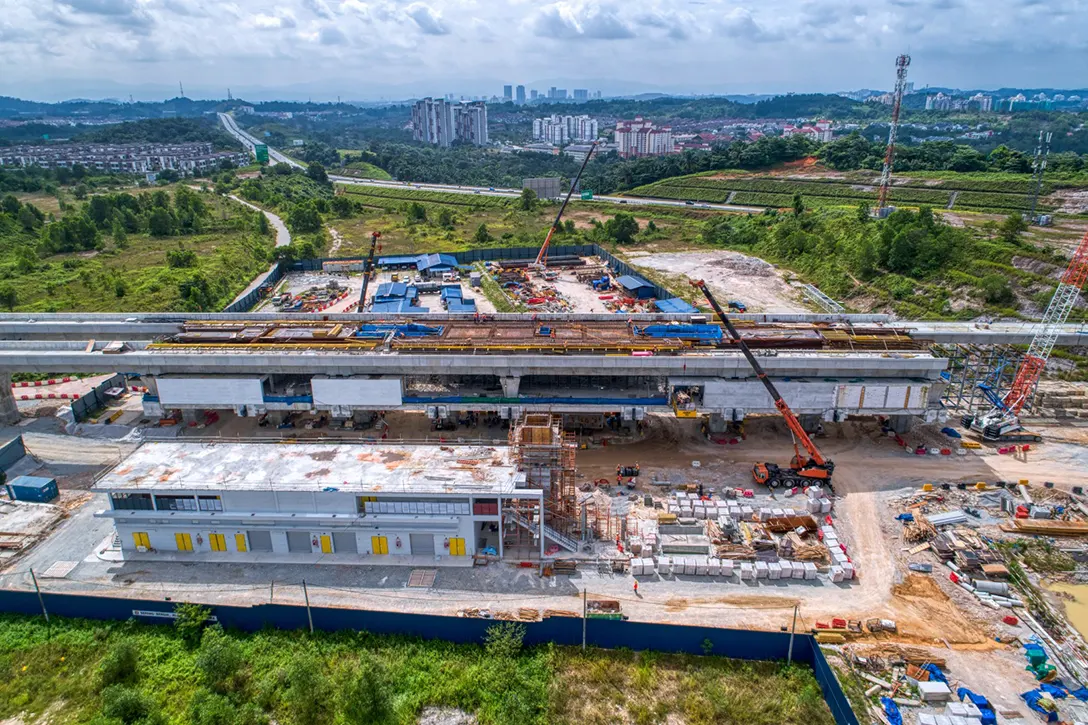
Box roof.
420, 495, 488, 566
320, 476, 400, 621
94, 442, 524, 495
371, 300, 429, 313
654, 298, 697, 314
377, 255, 421, 266
375, 282, 409, 299
440, 285, 463, 299
616, 275, 653, 291
417, 253, 458, 271
447, 300, 477, 312
8, 475, 55, 489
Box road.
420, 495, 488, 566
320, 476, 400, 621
217, 112, 304, 169
227, 195, 290, 247
217, 114, 766, 214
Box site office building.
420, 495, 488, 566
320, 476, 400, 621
94, 442, 538, 563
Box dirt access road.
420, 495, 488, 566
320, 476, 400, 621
625, 250, 809, 312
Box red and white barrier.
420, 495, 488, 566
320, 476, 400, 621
12, 377, 73, 389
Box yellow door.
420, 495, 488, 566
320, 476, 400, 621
449, 537, 466, 556
175, 533, 193, 552
132, 532, 150, 549
234, 534, 248, 552
371, 535, 388, 555
320, 535, 332, 554
209, 534, 226, 552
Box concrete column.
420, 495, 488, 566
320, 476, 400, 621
886, 414, 914, 434
500, 376, 521, 398
181, 408, 200, 425
708, 413, 729, 434
0, 374, 20, 426
142, 376, 159, 396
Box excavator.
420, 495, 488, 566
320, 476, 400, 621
691, 280, 835, 492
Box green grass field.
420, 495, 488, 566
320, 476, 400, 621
0, 612, 835, 725
628, 170, 1087, 214
336, 152, 393, 181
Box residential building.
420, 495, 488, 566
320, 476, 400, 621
968, 93, 993, 111
454, 101, 489, 146
555, 89, 567, 100
532, 114, 598, 144
412, 98, 488, 147
548, 86, 558, 99
411, 97, 456, 147
94, 441, 542, 564
866, 93, 895, 106
530, 89, 539, 101
516, 85, 526, 105
614, 117, 674, 157
573, 89, 588, 101
1007, 93, 1028, 111
782, 122, 833, 143
0, 142, 249, 174
503, 85, 513, 102
925, 92, 952, 111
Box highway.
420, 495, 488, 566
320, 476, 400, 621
217, 113, 766, 213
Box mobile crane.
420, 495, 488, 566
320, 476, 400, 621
691, 280, 835, 491
531, 141, 597, 271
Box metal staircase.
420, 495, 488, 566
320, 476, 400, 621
508, 509, 580, 552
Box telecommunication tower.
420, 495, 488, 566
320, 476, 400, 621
876, 54, 911, 213
1029, 129, 1053, 221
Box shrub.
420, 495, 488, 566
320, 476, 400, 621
173, 602, 211, 647
100, 685, 159, 724
196, 626, 242, 693
484, 621, 525, 659
166, 249, 198, 268
338, 657, 392, 724
282, 653, 332, 725
98, 640, 139, 687
980, 274, 1015, 305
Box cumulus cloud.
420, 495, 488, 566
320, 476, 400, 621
532, 2, 635, 40
250, 10, 297, 29
716, 8, 781, 42
405, 3, 449, 35
303, 0, 332, 17
318, 24, 347, 44
634, 9, 696, 40
56, 0, 155, 27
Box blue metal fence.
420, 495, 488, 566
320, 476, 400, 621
222, 262, 287, 314
0, 589, 856, 725
0, 435, 25, 471
70, 373, 127, 422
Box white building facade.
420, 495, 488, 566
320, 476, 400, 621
412, 98, 488, 147
532, 115, 598, 145
615, 117, 673, 157
94, 442, 542, 565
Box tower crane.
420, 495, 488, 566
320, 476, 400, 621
963, 228, 1088, 441
691, 280, 835, 491
531, 141, 597, 271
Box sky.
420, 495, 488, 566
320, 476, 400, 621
1, 0, 1086, 102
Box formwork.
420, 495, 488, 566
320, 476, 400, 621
507, 414, 580, 541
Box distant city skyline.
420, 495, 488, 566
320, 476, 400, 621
1, 0, 1086, 102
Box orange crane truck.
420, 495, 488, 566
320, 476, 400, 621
691, 280, 835, 492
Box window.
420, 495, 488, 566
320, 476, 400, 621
112, 493, 153, 511
198, 496, 223, 512
155, 495, 197, 512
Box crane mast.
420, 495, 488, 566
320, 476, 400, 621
690, 280, 833, 488
876, 54, 911, 213
532, 141, 597, 270
967, 229, 1088, 440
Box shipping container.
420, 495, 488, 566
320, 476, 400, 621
6, 475, 59, 503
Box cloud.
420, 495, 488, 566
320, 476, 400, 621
717, 8, 781, 42
318, 24, 348, 44
303, 0, 333, 18
634, 9, 696, 40
56, 0, 155, 27
532, 2, 635, 40
405, 3, 449, 35
250, 10, 296, 29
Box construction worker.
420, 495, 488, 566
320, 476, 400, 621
633, 580, 639, 596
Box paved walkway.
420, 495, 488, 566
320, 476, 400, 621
228, 195, 290, 247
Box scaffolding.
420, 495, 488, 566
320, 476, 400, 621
933, 343, 1037, 415
508, 413, 578, 532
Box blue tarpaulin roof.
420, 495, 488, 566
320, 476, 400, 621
377, 255, 421, 266
417, 253, 458, 271
654, 298, 697, 314
440, 285, 463, 299
371, 300, 429, 313
375, 282, 409, 299
447, 300, 477, 313
616, 274, 653, 291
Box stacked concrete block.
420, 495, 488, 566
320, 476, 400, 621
630, 558, 644, 576
729, 505, 742, 520
708, 558, 721, 576
918, 681, 953, 702
740, 505, 754, 520
792, 562, 806, 579
721, 559, 735, 577
740, 562, 755, 581
685, 557, 697, 576
830, 565, 844, 583
755, 561, 768, 579
657, 556, 671, 576
779, 560, 794, 579
768, 562, 781, 580
803, 562, 818, 580
842, 562, 855, 580
695, 556, 709, 576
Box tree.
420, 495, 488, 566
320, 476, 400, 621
603, 212, 639, 244
17, 205, 39, 232
474, 223, 492, 243
148, 207, 175, 236
287, 201, 322, 233
112, 218, 128, 248
518, 186, 537, 211
73, 184, 88, 200
563, 219, 575, 234
856, 203, 871, 222
167, 248, 198, 268
306, 162, 329, 184
981, 274, 1015, 305
792, 192, 805, 217
195, 626, 242, 694
999, 214, 1029, 245
330, 195, 353, 218
283, 653, 332, 725
0, 194, 19, 215
0, 283, 19, 312
174, 602, 212, 647
436, 207, 455, 229
405, 201, 427, 223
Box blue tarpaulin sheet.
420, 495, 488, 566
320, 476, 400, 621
880, 697, 902, 725
1041, 683, 1068, 699
922, 663, 948, 684
1022, 690, 1059, 722
635, 324, 723, 341
958, 687, 997, 725
1071, 687, 1088, 701
654, 298, 697, 314
355, 324, 443, 339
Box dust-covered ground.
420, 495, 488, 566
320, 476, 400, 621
624, 250, 809, 312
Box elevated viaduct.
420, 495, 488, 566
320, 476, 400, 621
0, 312, 1082, 433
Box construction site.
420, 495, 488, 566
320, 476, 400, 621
4, 72, 1088, 725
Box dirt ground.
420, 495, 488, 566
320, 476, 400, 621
624, 250, 809, 313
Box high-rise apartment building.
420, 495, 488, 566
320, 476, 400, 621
412, 97, 456, 148
530, 90, 538, 101
969, 93, 993, 111
455, 102, 489, 146
573, 89, 588, 101
532, 115, 598, 144
503, 85, 513, 102
614, 117, 673, 157
515, 85, 526, 105
412, 98, 488, 147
